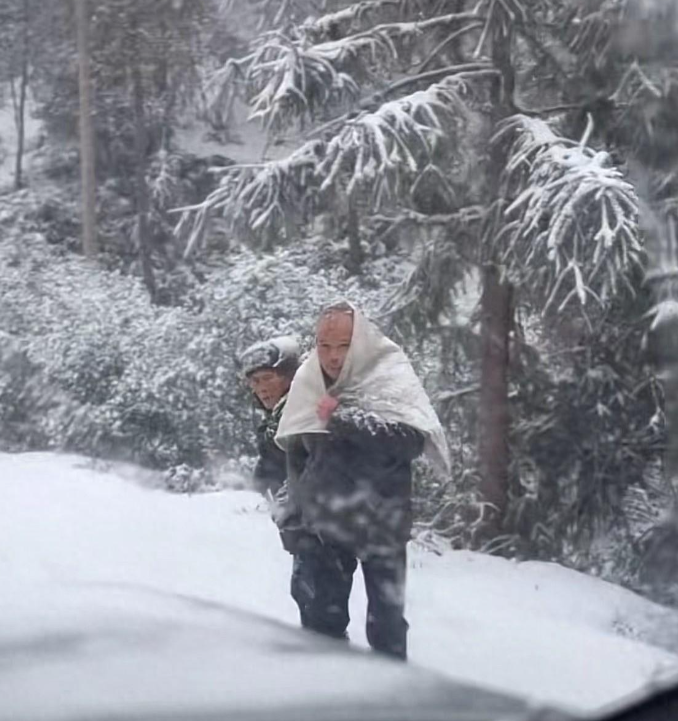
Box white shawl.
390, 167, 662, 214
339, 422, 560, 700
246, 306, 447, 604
275, 305, 451, 475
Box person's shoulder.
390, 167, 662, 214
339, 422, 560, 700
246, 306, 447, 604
328, 408, 400, 438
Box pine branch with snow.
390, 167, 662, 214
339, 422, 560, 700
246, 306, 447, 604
567, 0, 623, 71
318, 78, 472, 206
245, 30, 381, 131
379, 205, 484, 330
495, 114, 643, 319
209, 5, 487, 133
175, 141, 323, 255
149, 149, 183, 211
176, 78, 475, 253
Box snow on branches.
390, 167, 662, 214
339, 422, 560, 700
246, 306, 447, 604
319, 78, 470, 204
208, 5, 484, 132
177, 78, 471, 253
378, 205, 484, 329
245, 30, 387, 130
496, 114, 643, 319
568, 0, 626, 70
302, 0, 406, 39
304, 5, 481, 43
175, 141, 323, 256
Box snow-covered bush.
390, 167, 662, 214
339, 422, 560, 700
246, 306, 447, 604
164, 464, 216, 494
0, 332, 51, 451
0, 222, 412, 478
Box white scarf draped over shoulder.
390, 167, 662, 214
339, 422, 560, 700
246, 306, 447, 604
275, 305, 451, 475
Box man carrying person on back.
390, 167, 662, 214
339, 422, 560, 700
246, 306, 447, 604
274, 302, 449, 660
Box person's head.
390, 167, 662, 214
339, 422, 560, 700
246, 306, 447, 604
316, 302, 354, 381
239, 337, 300, 410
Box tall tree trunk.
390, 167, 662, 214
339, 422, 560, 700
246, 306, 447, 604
12, 0, 30, 190
130, 14, 157, 302
75, 0, 98, 257
477, 17, 516, 535
664, 342, 678, 488
478, 266, 512, 528
347, 196, 363, 273
13, 60, 28, 190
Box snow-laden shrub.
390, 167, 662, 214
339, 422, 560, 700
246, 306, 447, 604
0, 226, 411, 477
164, 464, 216, 494
0, 332, 51, 451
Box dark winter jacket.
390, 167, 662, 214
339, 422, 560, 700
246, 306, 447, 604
252, 397, 288, 497
286, 408, 424, 558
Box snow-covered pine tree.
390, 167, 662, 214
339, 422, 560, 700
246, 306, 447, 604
609, 0, 678, 590
181, 0, 662, 549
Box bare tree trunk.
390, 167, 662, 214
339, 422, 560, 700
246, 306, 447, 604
75, 0, 98, 257
659, 229, 678, 489
130, 14, 157, 302
478, 265, 512, 529
476, 19, 516, 535
347, 196, 363, 273
13, 61, 28, 189
11, 0, 30, 190
665, 355, 678, 487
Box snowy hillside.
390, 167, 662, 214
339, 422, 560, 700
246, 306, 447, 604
2, 452, 678, 715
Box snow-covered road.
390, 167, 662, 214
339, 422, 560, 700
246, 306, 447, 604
2, 452, 678, 713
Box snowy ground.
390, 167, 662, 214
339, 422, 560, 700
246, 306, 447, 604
3, 452, 678, 715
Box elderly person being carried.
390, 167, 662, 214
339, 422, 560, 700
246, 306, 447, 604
275, 302, 449, 661
239, 336, 300, 498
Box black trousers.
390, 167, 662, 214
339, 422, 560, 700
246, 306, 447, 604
290, 536, 408, 660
